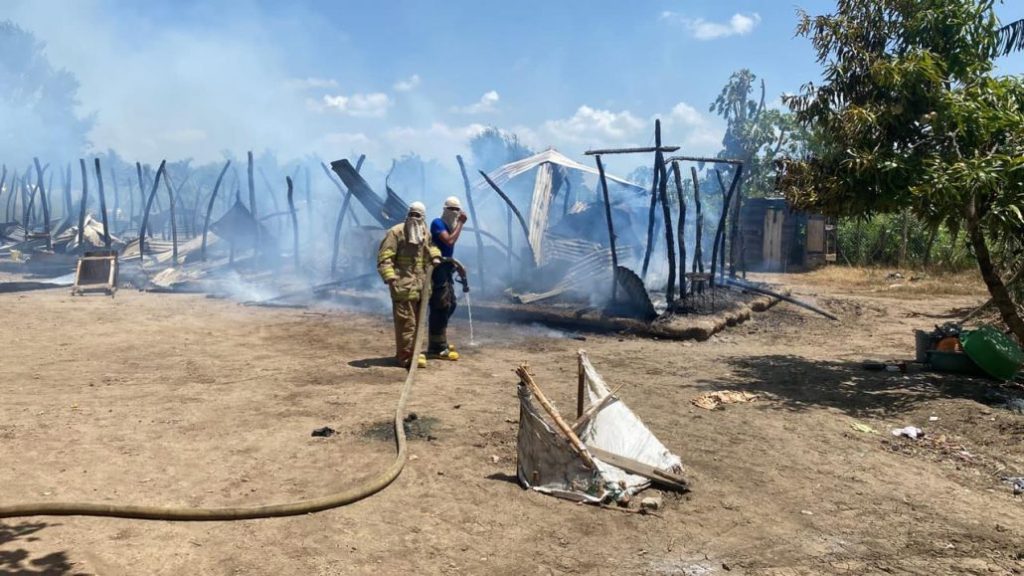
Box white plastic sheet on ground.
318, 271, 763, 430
515, 351, 684, 503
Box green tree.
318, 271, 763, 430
709, 69, 807, 198
778, 0, 1024, 341
0, 20, 93, 166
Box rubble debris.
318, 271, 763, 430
311, 426, 336, 438
891, 426, 925, 440
690, 391, 758, 410
515, 351, 687, 504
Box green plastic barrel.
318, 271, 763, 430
960, 325, 1024, 381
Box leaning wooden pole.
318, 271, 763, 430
671, 161, 687, 297
93, 158, 111, 249
728, 172, 745, 277
247, 150, 260, 253
595, 155, 619, 304
135, 163, 146, 236
162, 169, 179, 264
709, 166, 741, 285
109, 164, 121, 232
77, 159, 89, 250
478, 170, 532, 262
324, 156, 363, 279
690, 166, 704, 274
456, 155, 485, 293
201, 160, 231, 261
63, 164, 72, 227
138, 160, 166, 262
286, 176, 299, 269
515, 364, 596, 469
640, 120, 663, 280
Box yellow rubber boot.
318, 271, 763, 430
417, 353, 427, 369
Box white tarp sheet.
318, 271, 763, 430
515, 351, 685, 503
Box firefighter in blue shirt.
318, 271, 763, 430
427, 196, 468, 360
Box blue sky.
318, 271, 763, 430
3, 0, 1022, 171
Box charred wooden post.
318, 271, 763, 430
728, 175, 745, 278
201, 160, 231, 261
456, 155, 485, 293
246, 151, 257, 218
23, 178, 36, 240
671, 161, 687, 297
57, 166, 68, 225
0, 166, 6, 219
135, 163, 146, 235
325, 156, 363, 279
664, 155, 743, 165
258, 167, 283, 226
109, 165, 121, 232
93, 158, 111, 249
640, 120, 663, 280
500, 207, 510, 265
247, 150, 260, 253
32, 160, 51, 249
303, 166, 312, 232
162, 168, 179, 264
584, 146, 680, 155
562, 176, 572, 216
77, 159, 89, 250
138, 160, 166, 262
690, 166, 704, 274
595, 155, 619, 303
709, 166, 741, 285
5, 175, 15, 223
479, 170, 534, 264
657, 153, 675, 304
286, 176, 299, 269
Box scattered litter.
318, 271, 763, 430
311, 426, 336, 438
800, 510, 814, 515
928, 416, 939, 422
489, 455, 501, 464
891, 426, 924, 440
640, 495, 662, 511
850, 421, 878, 434
691, 390, 758, 410
1002, 476, 1024, 496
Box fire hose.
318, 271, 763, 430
0, 267, 435, 521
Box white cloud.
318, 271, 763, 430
542, 105, 646, 145
535, 102, 722, 158
662, 102, 723, 154
393, 74, 421, 92
661, 12, 761, 40
321, 92, 392, 118
286, 77, 339, 90
451, 90, 500, 114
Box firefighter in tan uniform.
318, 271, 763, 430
377, 202, 442, 368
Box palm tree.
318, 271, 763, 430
996, 18, 1024, 56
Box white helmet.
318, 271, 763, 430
408, 201, 426, 216
443, 196, 462, 210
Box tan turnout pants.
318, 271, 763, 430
392, 298, 421, 363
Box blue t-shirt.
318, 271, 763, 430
430, 218, 454, 258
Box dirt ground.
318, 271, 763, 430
1, 267, 1022, 575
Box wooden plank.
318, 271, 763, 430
585, 146, 679, 155
664, 155, 743, 165
585, 445, 689, 491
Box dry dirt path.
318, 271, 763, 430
1, 273, 1022, 575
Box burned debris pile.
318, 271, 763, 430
1, 121, 793, 339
